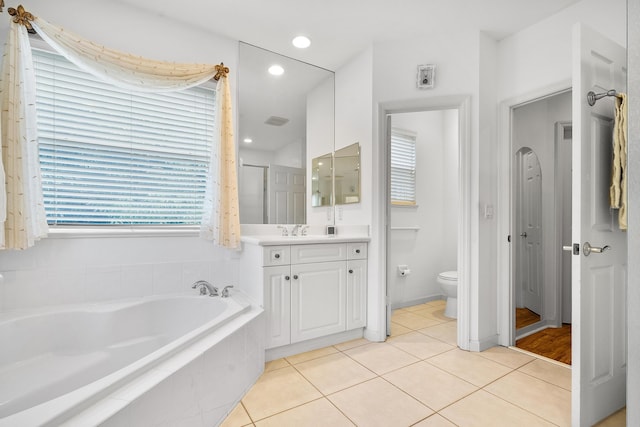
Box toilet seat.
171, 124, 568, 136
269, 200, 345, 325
438, 271, 457, 281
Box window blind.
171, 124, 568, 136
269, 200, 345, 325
390, 128, 417, 205
33, 48, 216, 225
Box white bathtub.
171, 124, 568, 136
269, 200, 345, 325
0, 293, 265, 426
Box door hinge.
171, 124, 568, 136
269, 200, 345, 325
573, 243, 580, 255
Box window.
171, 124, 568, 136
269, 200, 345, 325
33, 48, 216, 226
390, 128, 417, 205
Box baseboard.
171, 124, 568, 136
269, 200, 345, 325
265, 328, 364, 361
515, 319, 556, 340
469, 334, 499, 352
390, 294, 445, 310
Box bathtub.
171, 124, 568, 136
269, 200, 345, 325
0, 293, 265, 426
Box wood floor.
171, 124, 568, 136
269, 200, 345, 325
516, 324, 572, 365
515, 307, 541, 329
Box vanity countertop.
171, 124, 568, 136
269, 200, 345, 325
241, 234, 370, 246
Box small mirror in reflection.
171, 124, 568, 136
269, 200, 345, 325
334, 143, 360, 205
311, 153, 333, 207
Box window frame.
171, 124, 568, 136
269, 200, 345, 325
390, 127, 417, 206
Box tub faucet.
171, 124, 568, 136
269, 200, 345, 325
221, 285, 234, 298
192, 280, 218, 297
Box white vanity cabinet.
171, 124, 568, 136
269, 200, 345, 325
240, 238, 368, 352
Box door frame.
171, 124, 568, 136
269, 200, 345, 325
377, 95, 472, 350
497, 81, 571, 347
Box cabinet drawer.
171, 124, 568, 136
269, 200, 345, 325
291, 243, 347, 264
347, 242, 367, 259
263, 246, 291, 266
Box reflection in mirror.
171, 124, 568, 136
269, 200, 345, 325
311, 153, 333, 207
237, 42, 335, 224
334, 143, 361, 205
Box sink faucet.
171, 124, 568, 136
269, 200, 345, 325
192, 280, 218, 297
221, 285, 234, 298
291, 224, 301, 236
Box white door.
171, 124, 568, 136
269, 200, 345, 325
517, 149, 543, 315
572, 24, 627, 426
268, 165, 305, 224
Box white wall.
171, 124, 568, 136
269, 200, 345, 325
388, 110, 458, 308
627, 1, 640, 424
307, 75, 338, 225
0, 0, 241, 312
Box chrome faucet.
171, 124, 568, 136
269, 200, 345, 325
221, 285, 234, 298
291, 224, 301, 236
192, 280, 219, 297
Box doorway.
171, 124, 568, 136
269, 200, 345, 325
385, 109, 460, 342
510, 91, 572, 364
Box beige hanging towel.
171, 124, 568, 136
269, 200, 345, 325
609, 92, 627, 230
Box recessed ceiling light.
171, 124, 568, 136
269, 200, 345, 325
243, 138, 253, 143
268, 65, 284, 76
292, 36, 311, 49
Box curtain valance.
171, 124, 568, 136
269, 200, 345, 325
0, 5, 241, 249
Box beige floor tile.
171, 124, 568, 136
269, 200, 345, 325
594, 407, 626, 427
485, 370, 571, 426
334, 337, 370, 351
285, 345, 339, 365
383, 361, 477, 411
412, 413, 458, 427
391, 321, 413, 336
477, 345, 536, 369
254, 398, 354, 427
241, 366, 322, 421
387, 331, 454, 360
440, 390, 555, 427
418, 322, 458, 345
427, 349, 512, 387
518, 358, 572, 390
295, 352, 376, 395
328, 377, 433, 427
344, 342, 420, 375
404, 303, 431, 312
220, 403, 253, 427
264, 358, 290, 372
392, 311, 444, 330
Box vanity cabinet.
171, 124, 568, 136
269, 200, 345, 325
247, 241, 367, 350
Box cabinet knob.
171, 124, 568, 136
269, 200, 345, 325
285, 275, 290, 281
293, 275, 299, 280
355, 249, 361, 254
349, 269, 354, 274
274, 253, 280, 259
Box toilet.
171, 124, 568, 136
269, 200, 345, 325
437, 271, 458, 319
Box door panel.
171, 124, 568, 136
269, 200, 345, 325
269, 165, 306, 224
572, 23, 627, 426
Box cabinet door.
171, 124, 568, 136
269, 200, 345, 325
347, 260, 367, 329
264, 265, 291, 349
290, 261, 346, 343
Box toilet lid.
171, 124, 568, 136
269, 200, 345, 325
438, 271, 457, 281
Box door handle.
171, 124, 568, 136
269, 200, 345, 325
520, 232, 527, 238
583, 242, 611, 257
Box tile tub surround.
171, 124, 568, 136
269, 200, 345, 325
221, 300, 574, 427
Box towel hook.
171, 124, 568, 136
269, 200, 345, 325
587, 89, 618, 106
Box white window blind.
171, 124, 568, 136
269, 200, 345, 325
33, 48, 216, 226
390, 128, 417, 205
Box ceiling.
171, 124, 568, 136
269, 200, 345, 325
114, 0, 582, 71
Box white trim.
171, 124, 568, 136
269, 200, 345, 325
497, 80, 572, 347
377, 95, 472, 350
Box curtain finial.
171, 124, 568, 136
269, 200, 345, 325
214, 62, 229, 81
8, 5, 36, 34
0, 1, 5, 13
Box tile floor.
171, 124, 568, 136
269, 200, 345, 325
219, 300, 579, 426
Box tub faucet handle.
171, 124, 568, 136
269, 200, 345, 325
221, 285, 234, 298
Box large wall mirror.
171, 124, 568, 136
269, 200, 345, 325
237, 42, 335, 224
